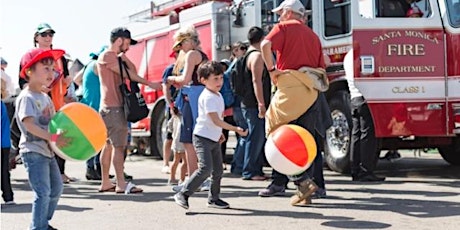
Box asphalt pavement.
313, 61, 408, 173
1, 150, 459, 230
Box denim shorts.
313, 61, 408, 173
100, 107, 128, 147
179, 100, 193, 144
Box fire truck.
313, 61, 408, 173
125, 0, 460, 173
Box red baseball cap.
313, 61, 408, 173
20, 48, 65, 78
169, 50, 178, 58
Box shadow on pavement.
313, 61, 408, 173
185, 206, 353, 221
1, 203, 92, 214
313, 196, 460, 218
321, 220, 391, 229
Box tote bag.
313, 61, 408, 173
118, 57, 149, 123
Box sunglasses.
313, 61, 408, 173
39, 32, 54, 38
234, 46, 247, 51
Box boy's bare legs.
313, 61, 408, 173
183, 143, 198, 176
179, 153, 187, 182
169, 152, 180, 184
162, 139, 172, 173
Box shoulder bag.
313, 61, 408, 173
118, 57, 149, 123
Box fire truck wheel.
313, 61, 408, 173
149, 101, 167, 159
438, 137, 460, 165
324, 90, 353, 174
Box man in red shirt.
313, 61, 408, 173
259, 0, 327, 206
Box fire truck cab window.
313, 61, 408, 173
323, 0, 351, 37
261, 0, 312, 32
261, 0, 277, 30
377, 0, 431, 18
446, 0, 460, 27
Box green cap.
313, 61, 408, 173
36, 23, 55, 34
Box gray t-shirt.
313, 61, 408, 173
15, 89, 55, 158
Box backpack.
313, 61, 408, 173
231, 50, 257, 97
220, 61, 236, 108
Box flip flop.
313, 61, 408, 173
116, 182, 143, 194
98, 185, 116, 193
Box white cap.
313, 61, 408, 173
272, 0, 306, 16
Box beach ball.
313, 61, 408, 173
49, 102, 107, 161
265, 124, 317, 175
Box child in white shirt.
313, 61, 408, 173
174, 61, 247, 209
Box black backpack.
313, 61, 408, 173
231, 50, 257, 97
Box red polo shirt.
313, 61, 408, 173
265, 19, 325, 70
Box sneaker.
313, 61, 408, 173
161, 165, 170, 174
4, 200, 16, 205
172, 184, 184, 192
207, 199, 229, 209
290, 179, 318, 206
174, 193, 189, 209
85, 168, 101, 180
258, 183, 286, 197
198, 178, 211, 192
124, 172, 133, 180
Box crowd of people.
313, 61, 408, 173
0, 0, 430, 229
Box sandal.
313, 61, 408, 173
116, 182, 143, 194
98, 185, 116, 193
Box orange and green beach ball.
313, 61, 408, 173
49, 102, 107, 161
264, 124, 317, 176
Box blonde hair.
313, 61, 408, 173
173, 25, 201, 48
172, 25, 201, 75
172, 50, 186, 76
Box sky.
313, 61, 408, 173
0, 0, 158, 89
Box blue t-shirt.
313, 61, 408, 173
1, 101, 11, 148
79, 61, 101, 111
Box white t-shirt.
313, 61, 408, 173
193, 88, 225, 142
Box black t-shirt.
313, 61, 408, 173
240, 50, 271, 109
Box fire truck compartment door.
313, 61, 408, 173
350, 0, 448, 137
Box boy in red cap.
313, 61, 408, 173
16, 48, 71, 230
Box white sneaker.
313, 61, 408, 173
161, 165, 170, 174
198, 178, 211, 192
172, 184, 184, 192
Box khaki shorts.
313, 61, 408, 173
171, 115, 184, 153
100, 107, 128, 147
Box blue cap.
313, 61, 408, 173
89, 45, 108, 60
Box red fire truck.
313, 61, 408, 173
125, 0, 460, 173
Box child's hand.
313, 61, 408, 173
218, 134, 226, 144
235, 127, 248, 137
56, 135, 72, 149
51, 132, 72, 149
